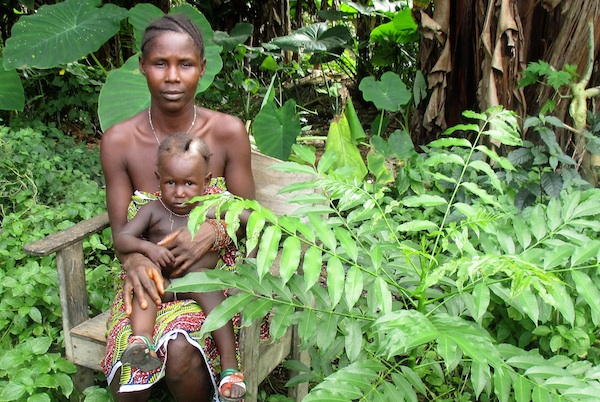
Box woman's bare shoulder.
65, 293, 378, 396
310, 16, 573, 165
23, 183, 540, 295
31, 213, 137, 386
101, 111, 145, 150
102, 113, 142, 141
200, 107, 246, 137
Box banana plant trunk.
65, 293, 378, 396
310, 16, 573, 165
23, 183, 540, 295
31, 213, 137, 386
413, 0, 600, 158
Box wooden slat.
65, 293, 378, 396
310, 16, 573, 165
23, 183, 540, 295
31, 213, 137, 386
256, 328, 293, 382
71, 312, 109, 343
24, 212, 110, 257
56, 243, 89, 360
70, 312, 110, 371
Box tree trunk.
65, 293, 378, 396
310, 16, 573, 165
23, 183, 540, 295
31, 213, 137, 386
413, 0, 600, 151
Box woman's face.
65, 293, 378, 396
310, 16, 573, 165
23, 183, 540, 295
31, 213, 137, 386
140, 31, 206, 112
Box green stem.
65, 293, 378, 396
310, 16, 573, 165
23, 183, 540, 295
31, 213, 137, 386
89, 52, 107, 75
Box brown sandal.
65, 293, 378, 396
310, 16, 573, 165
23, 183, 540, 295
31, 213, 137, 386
121, 335, 162, 372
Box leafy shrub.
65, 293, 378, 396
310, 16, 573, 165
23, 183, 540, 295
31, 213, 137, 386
174, 107, 600, 401
11, 63, 104, 139
0, 124, 117, 401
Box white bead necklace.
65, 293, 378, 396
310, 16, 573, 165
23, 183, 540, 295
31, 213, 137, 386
158, 197, 190, 231
148, 106, 197, 145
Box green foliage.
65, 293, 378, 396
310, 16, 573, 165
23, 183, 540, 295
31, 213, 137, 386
502, 114, 590, 208
322, 99, 367, 181
173, 107, 600, 401
0, 124, 103, 219
0, 337, 77, 401
0, 57, 24, 111
15, 63, 104, 137
253, 99, 301, 160
3, 0, 126, 70
358, 70, 415, 137
519, 61, 578, 92
270, 22, 353, 66
359, 71, 411, 113
0, 124, 118, 401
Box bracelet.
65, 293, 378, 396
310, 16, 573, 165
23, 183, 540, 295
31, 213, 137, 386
207, 219, 232, 251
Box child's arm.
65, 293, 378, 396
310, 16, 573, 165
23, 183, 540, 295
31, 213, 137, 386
114, 207, 175, 269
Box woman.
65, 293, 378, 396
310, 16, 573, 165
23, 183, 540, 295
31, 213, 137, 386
100, 14, 253, 401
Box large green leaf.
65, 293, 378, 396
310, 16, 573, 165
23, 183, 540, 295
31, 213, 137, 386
97, 55, 149, 131
98, 7, 223, 131
253, 99, 301, 160
213, 22, 253, 53
128, 3, 165, 52
3, 0, 127, 69
270, 22, 351, 53
324, 114, 368, 180
571, 271, 600, 326
200, 292, 254, 336
359, 71, 411, 112
0, 60, 24, 111
370, 8, 418, 45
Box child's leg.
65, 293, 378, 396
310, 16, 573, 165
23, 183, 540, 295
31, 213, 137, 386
121, 290, 162, 372
129, 294, 157, 341
184, 289, 236, 368
188, 290, 245, 400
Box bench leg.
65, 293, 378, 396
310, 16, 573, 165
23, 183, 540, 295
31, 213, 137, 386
239, 320, 261, 402
73, 365, 95, 392
288, 325, 310, 402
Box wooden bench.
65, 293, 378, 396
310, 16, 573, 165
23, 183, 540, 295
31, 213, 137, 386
23, 151, 310, 402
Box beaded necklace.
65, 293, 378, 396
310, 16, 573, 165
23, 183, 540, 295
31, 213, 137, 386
147, 106, 197, 145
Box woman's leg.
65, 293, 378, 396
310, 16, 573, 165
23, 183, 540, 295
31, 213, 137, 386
164, 334, 214, 401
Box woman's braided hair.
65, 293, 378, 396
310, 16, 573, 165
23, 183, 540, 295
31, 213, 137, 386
141, 14, 205, 60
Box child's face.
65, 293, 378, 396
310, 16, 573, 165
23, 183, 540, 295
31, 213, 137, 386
158, 155, 211, 215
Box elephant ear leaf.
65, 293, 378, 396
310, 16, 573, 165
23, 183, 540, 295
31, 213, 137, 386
253, 99, 301, 160
270, 22, 350, 53
98, 55, 149, 132
359, 71, 411, 112
0, 59, 24, 111
3, 0, 127, 69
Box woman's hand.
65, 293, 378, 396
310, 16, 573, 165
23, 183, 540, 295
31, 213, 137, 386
121, 253, 165, 316
158, 221, 215, 277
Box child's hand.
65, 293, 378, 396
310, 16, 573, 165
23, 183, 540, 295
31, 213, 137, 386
146, 245, 175, 269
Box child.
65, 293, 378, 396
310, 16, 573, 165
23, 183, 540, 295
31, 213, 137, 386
114, 132, 245, 401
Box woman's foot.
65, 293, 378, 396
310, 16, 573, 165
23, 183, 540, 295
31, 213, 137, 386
219, 369, 246, 402
121, 335, 162, 372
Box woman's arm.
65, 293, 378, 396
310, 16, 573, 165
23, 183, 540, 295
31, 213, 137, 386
100, 125, 164, 314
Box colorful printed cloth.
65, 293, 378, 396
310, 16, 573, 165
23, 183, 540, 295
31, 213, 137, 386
101, 178, 269, 396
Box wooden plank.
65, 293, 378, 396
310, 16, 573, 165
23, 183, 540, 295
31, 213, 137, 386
24, 212, 110, 257
239, 319, 261, 402
71, 338, 105, 371
256, 328, 292, 382
56, 242, 89, 362
71, 312, 109, 343
289, 325, 310, 401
